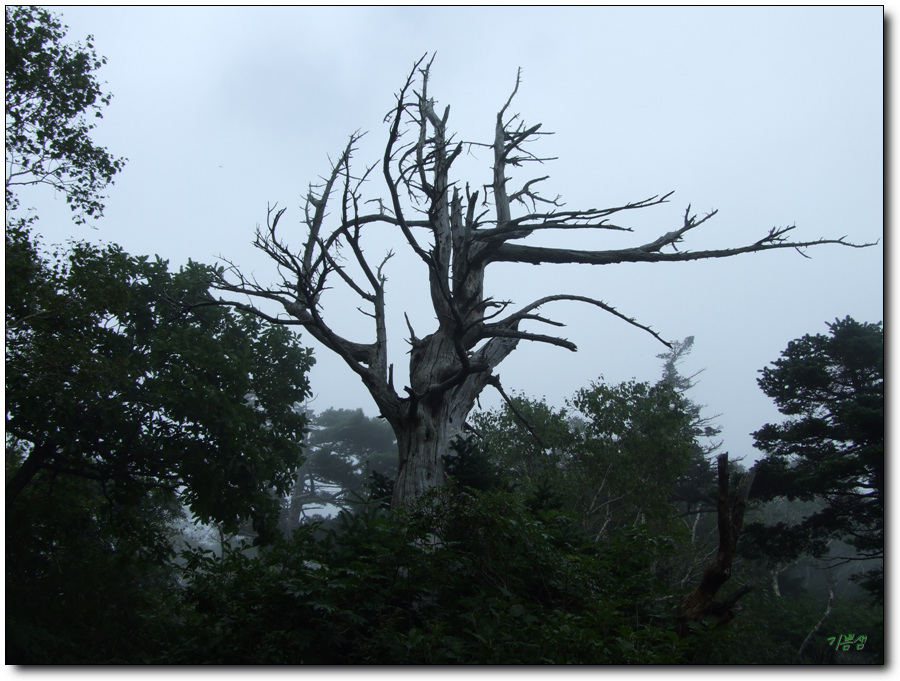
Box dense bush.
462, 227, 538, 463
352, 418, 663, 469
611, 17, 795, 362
156, 484, 693, 664
8, 449, 883, 664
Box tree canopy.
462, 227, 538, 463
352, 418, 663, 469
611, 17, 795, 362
471, 364, 709, 541
5, 5, 126, 222
745, 316, 884, 601
281, 407, 397, 529
6, 226, 315, 540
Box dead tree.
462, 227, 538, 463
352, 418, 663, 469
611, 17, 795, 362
677, 454, 756, 639
796, 586, 835, 662
213, 55, 872, 507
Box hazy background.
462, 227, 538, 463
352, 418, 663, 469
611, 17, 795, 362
19, 5, 883, 464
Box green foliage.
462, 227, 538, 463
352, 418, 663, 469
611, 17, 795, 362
13, 469, 882, 663
473, 377, 698, 543
6, 6, 126, 222
157, 484, 691, 664
6, 476, 183, 663
282, 408, 397, 529
571, 379, 696, 537
473, 394, 574, 490
746, 317, 884, 601
816, 594, 884, 664
6, 228, 314, 536
5, 229, 315, 663
443, 436, 509, 492
701, 587, 883, 664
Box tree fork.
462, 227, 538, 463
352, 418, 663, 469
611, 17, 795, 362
211, 55, 875, 505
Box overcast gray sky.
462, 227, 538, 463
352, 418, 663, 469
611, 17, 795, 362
22, 5, 883, 463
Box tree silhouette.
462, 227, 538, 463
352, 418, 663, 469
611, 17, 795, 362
747, 317, 884, 601
5, 6, 126, 222
212, 55, 873, 505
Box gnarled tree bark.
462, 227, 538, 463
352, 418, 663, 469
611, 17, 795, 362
211, 55, 873, 506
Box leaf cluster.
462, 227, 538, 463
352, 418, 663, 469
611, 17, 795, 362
472, 377, 701, 542
6, 227, 318, 662
6, 6, 126, 222
158, 484, 691, 664
6, 226, 314, 537
745, 317, 883, 601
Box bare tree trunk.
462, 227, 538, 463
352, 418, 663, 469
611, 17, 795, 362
393, 400, 453, 504
796, 587, 834, 662
677, 454, 756, 638
391, 326, 515, 505
690, 509, 702, 544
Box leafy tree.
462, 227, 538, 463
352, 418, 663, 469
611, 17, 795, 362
5, 229, 315, 662
745, 317, 884, 601
5, 227, 315, 540
212, 54, 871, 505
441, 435, 517, 496
3, 13, 317, 660
282, 407, 397, 528
162, 484, 690, 664
470, 392, 573, 496
5, 6, 126, 222
571, 379, 697, 539
656, 338, 721, 542
5, 471, 184, 663
472, 377, 697, 541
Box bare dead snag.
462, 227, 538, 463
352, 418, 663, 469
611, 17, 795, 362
796, 586, 835, 662
210, 54, 875, 506
677, 454, 756, 640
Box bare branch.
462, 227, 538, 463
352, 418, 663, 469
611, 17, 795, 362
474, 192, 671, 244
481, 294, 671, 348
486, 374, 546, 450
209, 54, 877, 505
383, 55, 432, 264
498, 67, 522, 122
491, 229, 874, 266
479, 327, 577, 351
404, 312, 420, 344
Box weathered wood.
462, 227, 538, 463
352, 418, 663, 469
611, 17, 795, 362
212, 55, 873, 505
677, 454, 756, 638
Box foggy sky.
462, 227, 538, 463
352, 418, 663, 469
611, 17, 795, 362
21, 5, 884, 463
